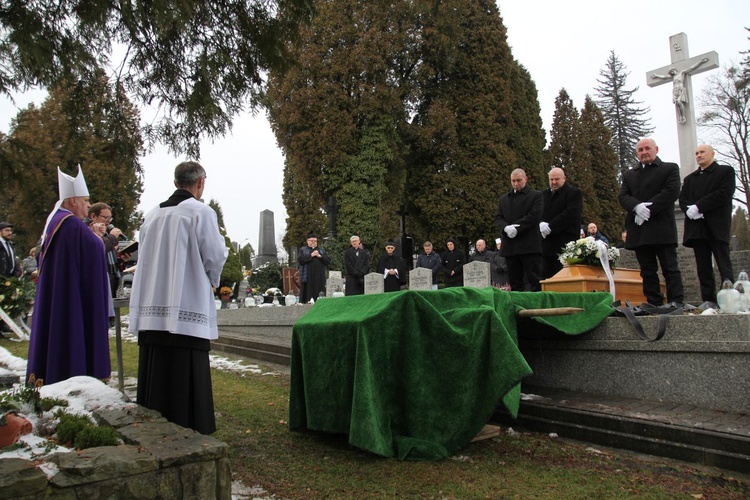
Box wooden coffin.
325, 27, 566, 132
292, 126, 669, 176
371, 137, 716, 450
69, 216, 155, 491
540, 265, 663, 304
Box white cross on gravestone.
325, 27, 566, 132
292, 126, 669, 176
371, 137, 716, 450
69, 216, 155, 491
646, 32, 719, 180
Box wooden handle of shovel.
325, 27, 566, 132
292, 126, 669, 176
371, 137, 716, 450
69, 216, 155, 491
517, 307, 584, 317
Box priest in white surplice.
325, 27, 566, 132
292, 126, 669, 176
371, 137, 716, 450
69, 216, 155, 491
129, 161, 228, 434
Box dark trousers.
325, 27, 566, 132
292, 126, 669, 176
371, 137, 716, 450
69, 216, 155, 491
345, 278, 364, 296
634, 244, 684, 305
692, 239, 734, 303
137, 330, 216, 435
506, 253, 541, 291
540, 255, 563, 280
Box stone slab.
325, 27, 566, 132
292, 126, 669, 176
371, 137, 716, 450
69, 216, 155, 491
326, 277, 344, 297
0, 457, 48, 497
463, 261, 490, 289
48, 446, 160, 487
364, 273, 384, 295
409, 267, 433, 290
118, 421, 229, 468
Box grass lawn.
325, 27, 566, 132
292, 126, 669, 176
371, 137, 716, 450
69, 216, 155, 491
2, 335, 749, 499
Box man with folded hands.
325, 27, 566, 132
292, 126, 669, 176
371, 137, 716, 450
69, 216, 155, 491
494, 168, 543, 291
679, 144, 735, 304
619, 137, 684, 306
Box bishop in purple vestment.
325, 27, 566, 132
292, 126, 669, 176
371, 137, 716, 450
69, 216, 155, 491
26, 167, 111, 385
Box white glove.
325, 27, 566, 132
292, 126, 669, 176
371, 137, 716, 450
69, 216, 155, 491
504, 224, 520, 238
634, 202, 652, 221
539, 222, 551, 238
686, 205, 704, 220
634, 214, 645, 226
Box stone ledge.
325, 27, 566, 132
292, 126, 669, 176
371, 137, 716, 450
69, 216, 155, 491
517, 315, 750, 413
0, 405, 231, 499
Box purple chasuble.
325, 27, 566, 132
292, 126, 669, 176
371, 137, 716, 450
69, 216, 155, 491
26, 209, 111, 385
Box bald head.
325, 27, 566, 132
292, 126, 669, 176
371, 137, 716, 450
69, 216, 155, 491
636, 138, 658, 165
695, 144, 715, 169
548, 167, 566, 191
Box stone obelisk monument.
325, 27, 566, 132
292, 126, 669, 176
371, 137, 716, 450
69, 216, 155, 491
256, 209, 278, 266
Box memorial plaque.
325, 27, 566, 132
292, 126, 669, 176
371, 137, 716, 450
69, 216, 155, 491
329, 270, 342, 280
364, 272, 384, 295
409, 267, 433, 290
463, 261, 491, 289
326, 277, 344, 297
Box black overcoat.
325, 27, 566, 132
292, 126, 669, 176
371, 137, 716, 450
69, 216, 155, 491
618, 157, 680, 249
494, 185, 543, 256
678, 161, 735, 245
541, 183, 583, 258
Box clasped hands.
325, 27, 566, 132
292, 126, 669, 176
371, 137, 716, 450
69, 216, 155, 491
633, 202, 653, 226
504, 224, 520, 238
686, 205, 704, 220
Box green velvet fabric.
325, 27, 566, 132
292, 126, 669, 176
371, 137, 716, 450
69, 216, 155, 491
289, 287, 613, 460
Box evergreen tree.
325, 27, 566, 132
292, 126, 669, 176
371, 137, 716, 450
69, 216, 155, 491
240, 243, 255, 270
507, 60, 547, 188
3, 71, 143, 251
595, 51, 653, 179
548, 89, 578, 172
0, 0, 314, 156
269, 0, 414, 251
209, 199, 243, 288
406, 0, 516, 247
269, 0, 545, 250
577, 96, 623, 241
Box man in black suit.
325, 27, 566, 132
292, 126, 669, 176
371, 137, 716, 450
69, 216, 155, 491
495, 168, 544, 291
0, 222, 21, 278
679, 144, 736, 304
619, 138, 684, 306
540, 167, 583, 279
343, 235, 370, 296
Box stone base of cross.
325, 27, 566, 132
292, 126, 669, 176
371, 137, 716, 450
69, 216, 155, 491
646, 32, 718, 180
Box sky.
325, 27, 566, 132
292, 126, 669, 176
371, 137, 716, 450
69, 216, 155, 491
1, 0, 749, 254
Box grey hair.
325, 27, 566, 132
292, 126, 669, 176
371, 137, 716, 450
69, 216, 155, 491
174, 161, 206, 188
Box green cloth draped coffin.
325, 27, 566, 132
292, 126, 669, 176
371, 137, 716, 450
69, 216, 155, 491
289, 287, 613, 460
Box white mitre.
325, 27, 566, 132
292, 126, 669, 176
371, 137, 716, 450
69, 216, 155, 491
40, 166, 90, 244
57, 165, 89, 199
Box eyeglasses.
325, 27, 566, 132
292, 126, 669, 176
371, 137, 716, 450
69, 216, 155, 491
98, 215, 113, 222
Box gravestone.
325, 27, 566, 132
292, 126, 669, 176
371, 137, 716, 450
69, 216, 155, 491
256, 209, 278, 266
409, 267, 433, 291
329, 270, 342, 280
463, 261, 491, 289
326, 276, 344, 297
364, 272, 384, 295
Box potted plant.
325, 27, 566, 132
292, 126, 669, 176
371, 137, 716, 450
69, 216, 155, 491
219, 286, 233, 301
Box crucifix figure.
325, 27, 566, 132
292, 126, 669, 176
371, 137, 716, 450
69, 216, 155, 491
651, 57, 709, 124
646, 32, 719, 180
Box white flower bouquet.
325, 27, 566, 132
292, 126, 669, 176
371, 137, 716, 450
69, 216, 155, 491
558, 237, 620, 268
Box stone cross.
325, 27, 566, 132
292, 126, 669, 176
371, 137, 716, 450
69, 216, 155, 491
646, 32, 719, 180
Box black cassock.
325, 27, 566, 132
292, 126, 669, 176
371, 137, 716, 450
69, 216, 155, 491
298, 245, 331, 303
377, 254, 406, 292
